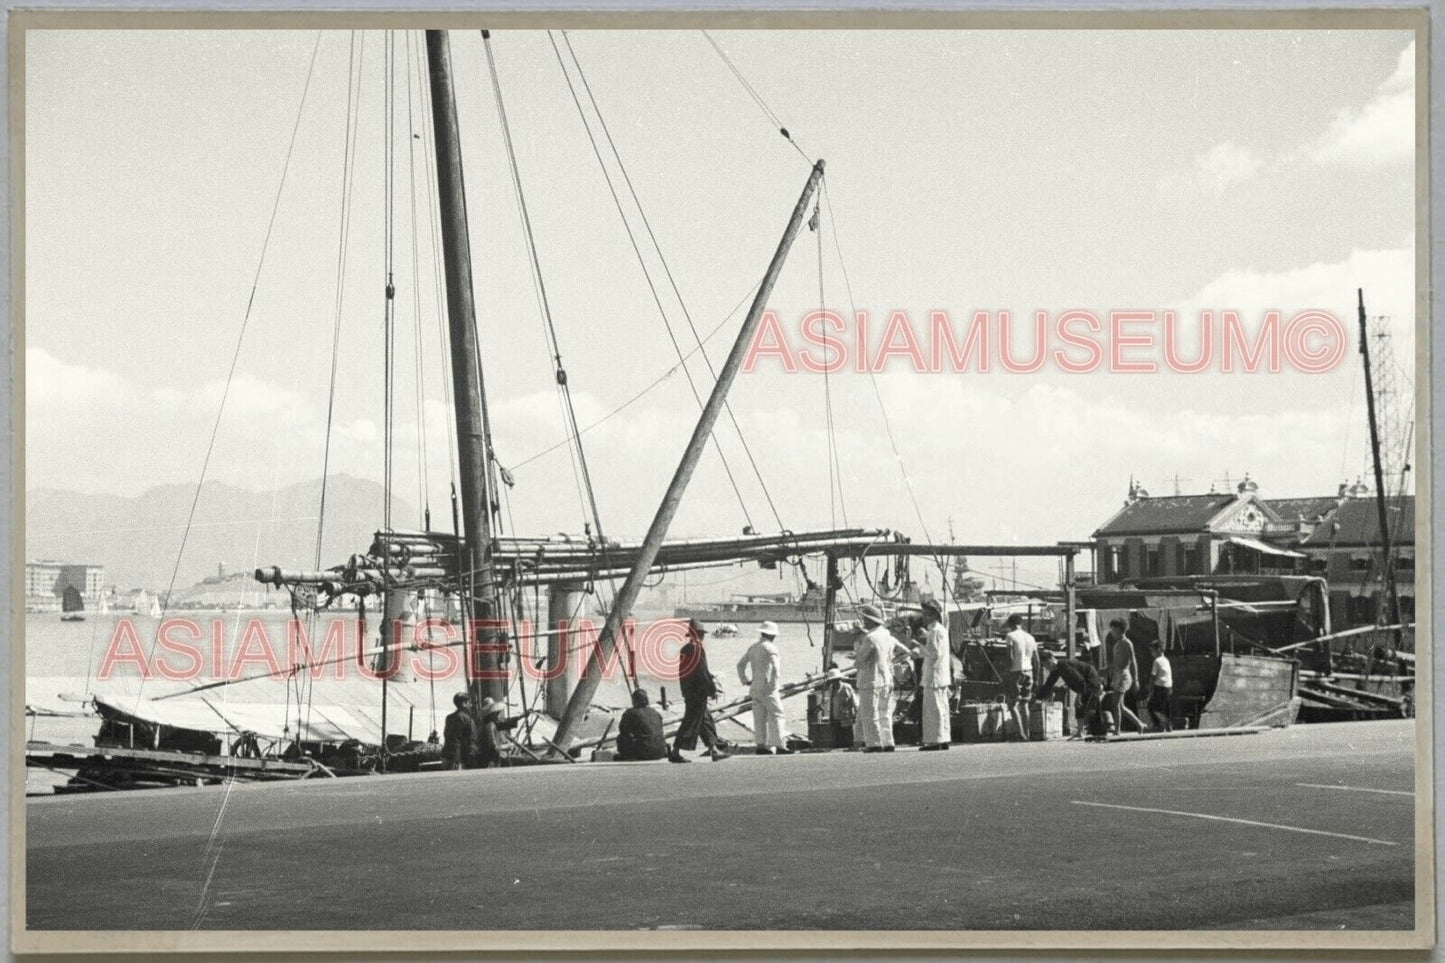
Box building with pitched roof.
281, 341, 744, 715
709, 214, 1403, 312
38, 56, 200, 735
1090, 476, 1413, 628
1297, 494, 1415, 625
1091, 476, 1307, 582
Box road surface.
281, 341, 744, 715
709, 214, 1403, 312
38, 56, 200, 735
25, 720, 1417, 932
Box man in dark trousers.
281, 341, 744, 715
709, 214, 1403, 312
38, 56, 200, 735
669, 619, 731, 763
442, 691, 478, 770
1036, 649, 1107, 739
616, 689, 668, 761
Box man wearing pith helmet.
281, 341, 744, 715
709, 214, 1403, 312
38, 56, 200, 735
854, 604, 910, 752
737, 620, 790, 755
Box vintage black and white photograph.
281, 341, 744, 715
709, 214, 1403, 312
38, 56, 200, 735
14, 11, 1431, 951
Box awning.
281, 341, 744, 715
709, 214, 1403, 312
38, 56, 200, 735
1227, 535, 1305, 559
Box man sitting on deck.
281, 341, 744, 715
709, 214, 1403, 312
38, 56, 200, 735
616, 689, 668, 761
1036, 649, 1106, 739
474, 697, 527, 768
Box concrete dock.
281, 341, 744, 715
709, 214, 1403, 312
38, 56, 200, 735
25, 720, 1417, 932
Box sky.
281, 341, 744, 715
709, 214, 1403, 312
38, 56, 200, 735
24, 27, 1418, 590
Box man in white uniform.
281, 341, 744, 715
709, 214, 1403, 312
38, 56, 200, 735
917, 597, 952, 750
737, 621, 789, 755
855, 604, 910, 753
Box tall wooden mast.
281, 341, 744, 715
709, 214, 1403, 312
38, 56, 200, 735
425, 30, 505, 702
1357, 289, 1401, 629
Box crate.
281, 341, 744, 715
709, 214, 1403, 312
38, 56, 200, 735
952, 702, 1009, 743
1029, 700, 1064, 741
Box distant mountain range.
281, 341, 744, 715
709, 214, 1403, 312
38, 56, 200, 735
26, 476, 415, 593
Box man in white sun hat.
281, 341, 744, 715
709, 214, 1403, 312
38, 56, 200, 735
854, 604, 910, 752
737, 621, 790, 755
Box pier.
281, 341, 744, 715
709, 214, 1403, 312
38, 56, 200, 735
25, 720, 1416, 936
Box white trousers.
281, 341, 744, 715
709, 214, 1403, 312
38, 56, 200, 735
873, 687, 896, 748
857, 687, 878, 747
922, 686, 951, 745
750, 691, 787, 748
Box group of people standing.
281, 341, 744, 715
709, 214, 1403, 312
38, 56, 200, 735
446, 608, 1179, 771
1036, 617, 1174, 737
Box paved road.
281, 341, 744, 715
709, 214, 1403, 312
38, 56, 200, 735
26, 721, 1417, 932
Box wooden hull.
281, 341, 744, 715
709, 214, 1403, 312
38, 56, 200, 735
1171, 653, 1300, 730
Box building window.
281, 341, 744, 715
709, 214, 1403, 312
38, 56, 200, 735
1346, 595, 1377, 624
1349, 555, 1372, 572
1145, 546, 1161, 577
1396, 555, 1414, 573
1307, 556, 1328, 574
1108, 547, 1122, 581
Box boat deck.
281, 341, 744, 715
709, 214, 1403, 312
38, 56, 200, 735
23, 720, 1419, 939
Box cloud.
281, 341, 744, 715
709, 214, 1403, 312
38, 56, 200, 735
1309, 41, 1414, 167
1158, 141, 1263, 198
27, 348, 136, 407
1173, 246, 1415, 352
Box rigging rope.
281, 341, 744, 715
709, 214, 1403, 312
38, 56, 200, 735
413, 32, 460, 501
383, 29, 398, 533
814, 196, 848, 528
509, 280, 758, 471
700, 30, 813, 165
403, 32, 431, 528
821, 181, 932, 545
559, 31, 785, 533
546, 29, 757, 532
133, 30, 324, 713
482, 31, 609, 545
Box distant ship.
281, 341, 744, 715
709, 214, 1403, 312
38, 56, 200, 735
674, 586, 841, 625
60, 586, 85, 622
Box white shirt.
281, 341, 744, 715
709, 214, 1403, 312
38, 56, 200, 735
919, 622, 951, 687
1151, 653, 1172, 688
737, 638, 781, 697
1006, 628, 1038, 674
857, 625, 905, 690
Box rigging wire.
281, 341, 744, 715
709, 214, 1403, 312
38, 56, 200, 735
814, 197, 848, 528
482, 31, 605, 541
383, 29, 398, 533
411, 31, 460, 504
700, 30, 813, 165
821, 181, 932, 545
133, 30, 324, 713
559, 31, 785, 533
481, 31, 636, 690
509, 280, 758, 471
403, 32, 431, 528
546, 29, 756, 532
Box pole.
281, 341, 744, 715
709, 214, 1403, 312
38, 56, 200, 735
425, 30, 504, 703
1063, 552, 1076, 735
821, 553, 839, 672
1357, 289, 1402, 630
553, 159, 827, 748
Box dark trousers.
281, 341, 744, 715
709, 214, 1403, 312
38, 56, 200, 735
673, 698, 719, 751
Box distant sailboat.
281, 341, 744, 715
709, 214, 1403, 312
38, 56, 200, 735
60, 585, 85, 622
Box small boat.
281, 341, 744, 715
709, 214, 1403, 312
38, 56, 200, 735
59, 586, 84, 623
